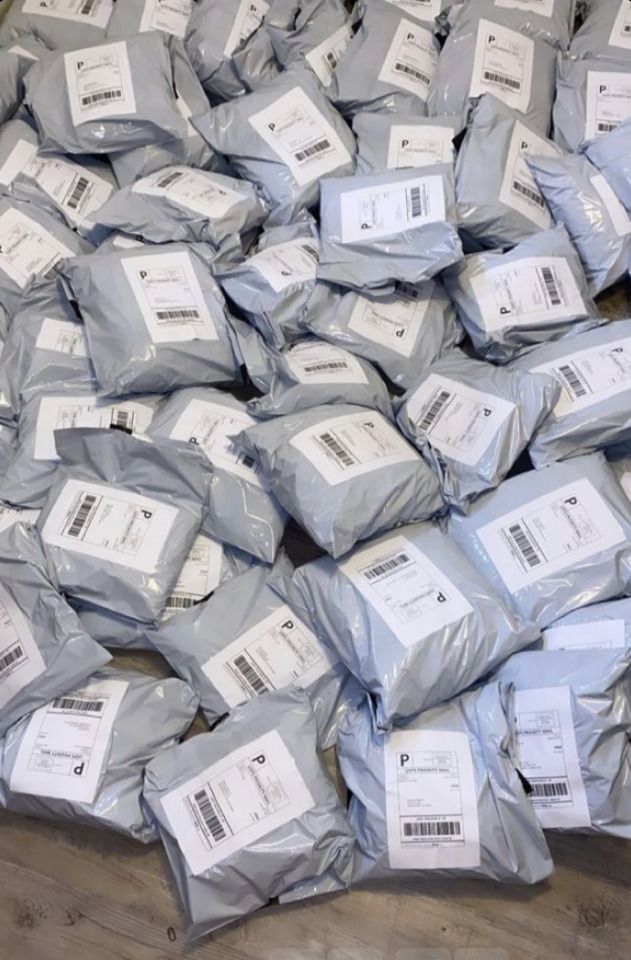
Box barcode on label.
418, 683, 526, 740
0, 644, 24, 674
193, 788, 227, 843
80, 89, 123, 108
67, 494, 97, 538
80, 0, 97, 13
483, 70, 521, 90
302, 243, 319, 261
531, 780, 569, 797
403, 820, 462, 837
541, 266, 561, 306
233, 654, 270, 695
394, 61, 431, 86
165, 595, 197, 610
155, 308, 200, 322
597, 122, 618, 133
558, 364, 587, 399
325, 50, 339, 68
156, 171, 184, 189
512, 179, 544, 208
67, 176, 89, 211
364, 552, 410, 581
408, 185, 425, 218
51, 696, 105, 714
317, 431, 355, 467
302, 360, 350, 374
507, 522, 541, 568
294, 139, 331, 163
110, 409, 134, 432
418, 389, 451, 432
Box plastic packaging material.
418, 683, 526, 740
447, 452, 631, 628
0, 0, 113, 50
110, 38, 219, 187
316, 165, 462, 291
0, 197, 93, 316
443, 225, 601, 363
185, 0, 278, 101
106, 0, 193, 39
272, 521, 539, 728
511, 320, 631, 467
427, 8, 557, 135
528, 151, 631, 296
192, 67, 356, 224
553, 55, 631, 153
454, 0, 575, 49
0, 522, 110, 738
583, 117, 631, 214
496, 648, 631, 837
570, 0, 631, 60
362, 0, 452, 24
353, 112, 461, 175
541, 597, 631, 651
62, 242, 241, 398
328, 0, 441, 118
455, 95, 560, 250
37, 428, 210, 623
0, 503, 40, 535
150, 556, 361, 747
0, 424, 17, 474
146, 387, 287, 563
0, 43, 42, 124
236, 403, 444, 558
142, 687, 355, 941
334, 684, 553, 885
24, 32, 186, 156
240, 335, 393, 419
608, 446, 631, 498
0, 387, 161, 509
396, 350, 560, 506
267, 0, 352, 87
305, 278, 461, 391
0, 668, 198, 841
0, 118, 40, 191
88, 166, 268, 249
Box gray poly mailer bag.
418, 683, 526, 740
335, 684, 553, 885
37, 428, 209, 622
24, 32, 186, 156
267, 0, 352, 87
512, 320, 631, 467
528, 151, 631, 296
584, 117, 631, 213
107, 0, 193, 39
88, 165, 267, 248
0, 668, 198, 842
272, 521, 539, 729
448, 452, 631, 628
305, 278, 462, 391
317, 164, 463, 291
0, 522, 110, 738
427, 9, 556, 135
192, 67, 356, 224
553, 55, 631, 153
0, 119, 40, 191
353, 112, 461, 175
455, 0, 574, 49
0, 503, 40, 535
396, 350, 560, 506
0, 0, 113, 50
142, 687, 355, 941
496, 648, 631, 837
150, 557, 361, 747
571, 0, 631, 60
541, 596, 631, 651
237, 403, 444, 558
0, 425, 17, 474
329, 1, 440, 118
0, 44, 40, 124
146, 386, 287, 563
62, 242, 241, 397
455, 95, 560, 249
443, 225, 601, 363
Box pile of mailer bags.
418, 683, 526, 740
0, 0, 631, 942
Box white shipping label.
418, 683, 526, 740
477, 478, 625, 593
495, 0, 554, 13
9, 678, 128, 803
289, 410, 418, 486
305, 22, 352, 86
169, 398, 265, 488
591, 173, 631, 236
0, 583, 46, 711
621, 470, 631, 501
377, 19, 437, 101
283, 341, 368, 385
248, 239, 318, 293
35, 317, 89, 358
248, 86, 351, 187
532, 335, 631, 418
33, 395, 154, 461
0, 505, 40, 535
348, 284, 430, 357
470, 256, 587, 333
163, 535, 223, 616
542, 619, 627, 651
470, 20, 534, 113
513, 685, 591, 829
585, 71, 631, 140
132, 167, 243, 220
340, 534, 473, 647
609, 0, 631, 50
385, 728, 481, 869
0, 138, 38, 187
122, 251, 218, 343
65, 41, 136, 126
22, 0, 113, 27
0, 207, 74, 290
383, 0, 442, 20
405, 374, 515, 466
339, 174, 445, 244
140, 0, 192, 37
111, 233, 144, 249
161, 729, 315, 876
224, 0, 269, 56
23, 154, 114, 227
386, 124, 455, 169
40, 478, 178, 574
498, 122, 555, 228
202, 604, 335, 707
